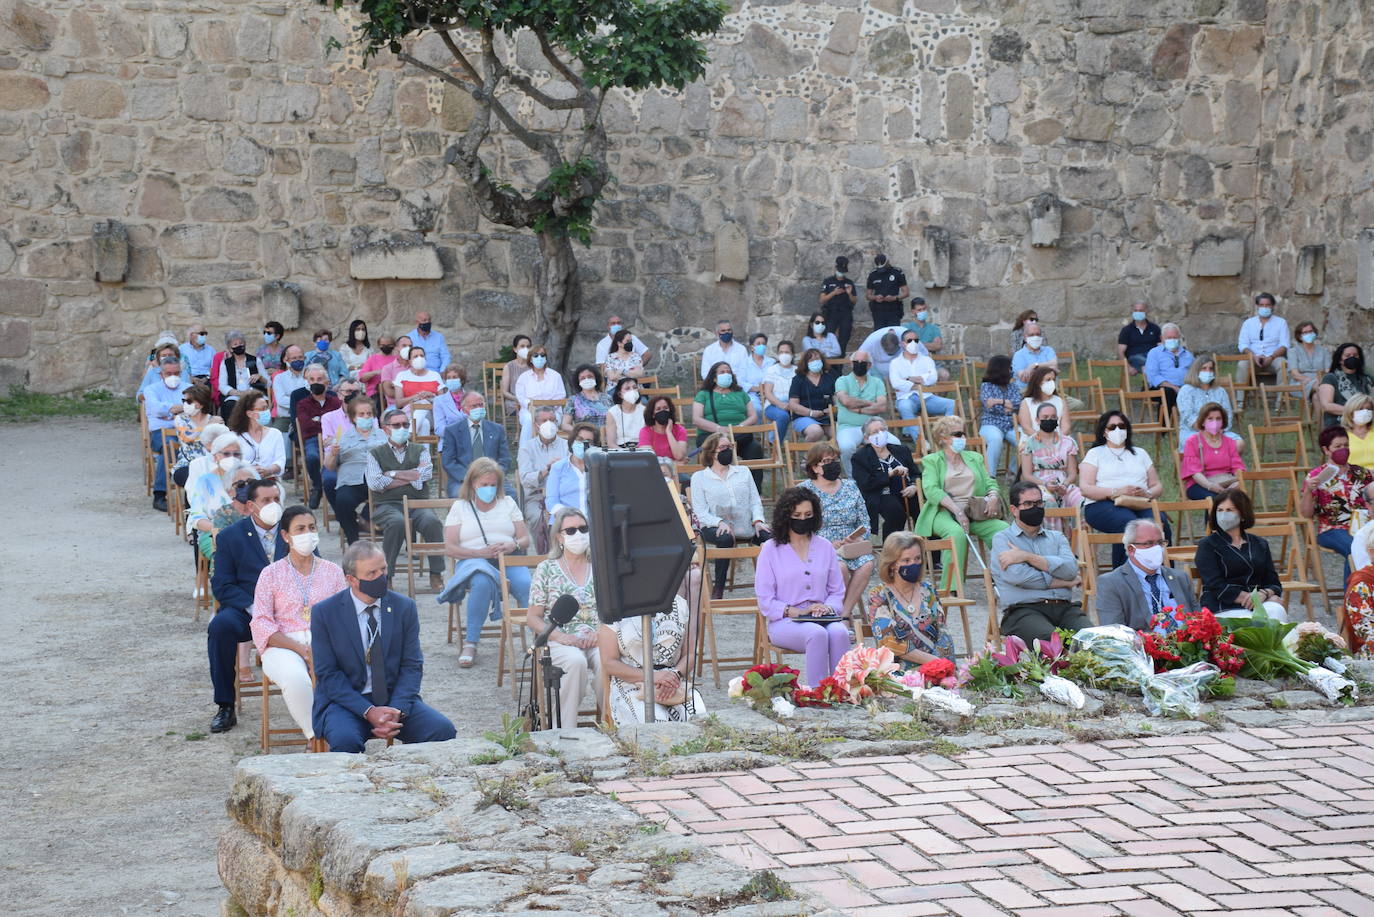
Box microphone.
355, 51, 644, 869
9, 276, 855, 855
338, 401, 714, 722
534, 595, 580, 648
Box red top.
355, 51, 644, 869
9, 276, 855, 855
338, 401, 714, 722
296, 393, 342, 441
638, 423, 688, 458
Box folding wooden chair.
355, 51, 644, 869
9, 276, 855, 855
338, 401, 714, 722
400, 495, 454, 597
1080, 529, 1124, 623
754, 612, 806, 669
194, 550, 212, 622
140, 410, 155, 495
1262, 383, 1311, 426
931, 353, 967, 385
1088, 358, 1132, 394
923, 536, 977, 654
293, 426, 312, 502
640, 385, 680, 401
887, 417, 926, 453
784, 441, 813, 480
696, 545, 763, 686
162, 436, 184, 534
1247, 422, 1309, 471
1057, 349, 1080, 380
1062, 378, 1106, 417
261, 665, 310, 753
731, 422, 785, 499
413, 433, 444, 496
1214, 354, 1264, 415
1250, 521, 1321, 622
917, 382, 970, 429
497, 553, 547, 697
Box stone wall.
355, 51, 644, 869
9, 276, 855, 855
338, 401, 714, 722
2, 0, 1373, 393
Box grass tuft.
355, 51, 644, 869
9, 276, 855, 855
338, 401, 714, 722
0, 386, 138, 423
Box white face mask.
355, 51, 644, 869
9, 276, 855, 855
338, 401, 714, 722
1106, 427, 1128, 446
1132, 544, 1164, 572
1040, 380, 1056, 396
410, 356, 426, 371
904, 340, 920, 355
538, 420, 558, 440
291, 531, 320, 555
562, 531, 590, 555
218, 456, 239, 472
1356, 409, 1374, 426
163, 374, 182, 389
183, 401, 201, 416
257, 501, 283, 527
778, 352, 794, 366
399, 346, 411, 360
516, 346, 530, 360
1025, 336, 1044, 349
868, 432, 887, 448
622, 389, 639, 404
579, 377, 597, 391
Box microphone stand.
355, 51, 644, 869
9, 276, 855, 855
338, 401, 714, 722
642, 613, 655, 725
539, 647, 565, 730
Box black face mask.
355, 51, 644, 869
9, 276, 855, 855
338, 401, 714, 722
821, 461, 842, 481
654, 409, 671, 426
231, 345, 246, 356
309, 382, 327, 396
418, 322, 432, 333
898, 562, 922, 584
1344, 356, 1361, 371
623, 341, 634, 352
357, 573, 389, 600
1039, 418, 1059, 433
1019, 506, 1045, 527
718, 448, 735, 466
852, 361, 869, 377
380, 345, 395, 355
719, 332, 733, 344
789, 516, 816, 535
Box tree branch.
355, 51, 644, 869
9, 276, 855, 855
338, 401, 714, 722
506, 71, 584, 111
437, 29, 482, 86
479, 27, 563, 166
534, 27, 586, 92
397, 51, 476, 92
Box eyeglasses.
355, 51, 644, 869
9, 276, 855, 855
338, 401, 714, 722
387, 421, 411, 429
1017, 500, 1045, 509
1105, 423, 1127, 431
219, 452, 243, 459
1133, 540, 1164, 548
560, 524, 589, 536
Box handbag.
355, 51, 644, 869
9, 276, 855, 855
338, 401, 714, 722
838, 540, 873, 559
967, 488, 1006, 521
1113, 494, 1153, 510
635, 666, 686, 706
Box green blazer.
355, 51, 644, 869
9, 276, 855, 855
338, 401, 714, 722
914, 449, 996, 536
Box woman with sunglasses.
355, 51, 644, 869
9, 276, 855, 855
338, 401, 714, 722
1080, 410, 1169, 569
527, 507, 604, 728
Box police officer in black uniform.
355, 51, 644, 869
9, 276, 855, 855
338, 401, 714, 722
819, 256, 859, 353
865, 253, 909, 331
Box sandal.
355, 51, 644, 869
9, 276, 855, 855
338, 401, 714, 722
459, 643, 477, 668
238, 666, 255, 683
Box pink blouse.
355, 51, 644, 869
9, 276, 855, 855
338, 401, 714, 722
1179, 433, 1245, 482
755, 536, 846, 623
250, 557, 347, 651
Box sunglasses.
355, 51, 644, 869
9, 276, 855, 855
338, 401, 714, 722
1105, 423, 1127, 431
560, 524, 589, 536
1017, 500, 1045, 508
220, 452, 243, 459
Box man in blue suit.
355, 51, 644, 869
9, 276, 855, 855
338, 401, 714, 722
440, 391, 512, 497
208, 479, 288, 734
311, 541, 456, 752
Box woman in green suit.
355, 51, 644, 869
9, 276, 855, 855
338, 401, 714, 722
915, 415, 1010, 587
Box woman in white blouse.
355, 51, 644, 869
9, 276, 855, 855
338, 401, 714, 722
1080, 410, 1170, 570
341, 319, 371, 379
762, 341, 797, 440
1016, 364, 1067, 440
690, 432, 771, 600
229, 390, 286, 479
605, 377, 647, 449
513, 345, 567, 445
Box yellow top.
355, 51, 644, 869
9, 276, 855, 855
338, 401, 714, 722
1349, 427, 1374, 470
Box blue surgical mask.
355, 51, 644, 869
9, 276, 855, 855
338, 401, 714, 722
256, 410, 272, 426
263, 332, 276, 344
1301, 332, 1317, 344
950, 436, 967, 453
445, 378, 463, 392
389, 427, 410, 445
355, 416, 375, 431
1257, 306, 1273, 318
289, 359, 305, 372
807, 359, 823, 373
1131, 311, 1146, 322
609, 323, 623, 334
1163, 338, 1180, 351
532, 355, 547, 369
475, 485, 498, 503
572, 441, 588, 459
315, 339, 329, 352
715, 372, 733, 388
469, 407, 486, 422
195, 333, 207, 346
915, 311, 928, 323
753, 344, 767, 357
1198, 371, 1215, 384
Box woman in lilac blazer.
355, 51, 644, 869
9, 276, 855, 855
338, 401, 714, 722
755, 487, 850, 687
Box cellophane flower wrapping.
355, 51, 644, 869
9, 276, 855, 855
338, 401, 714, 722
770, 695, 797, 718
911, 685, 975, 716
1074, 625, 1218, 717
1299, 666, 1359, 704
1039, 674, 1086, 709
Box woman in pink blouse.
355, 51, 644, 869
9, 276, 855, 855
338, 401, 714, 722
755, 487, 849, 686
1180, 402, 1246, 500
250, 506, 346, 739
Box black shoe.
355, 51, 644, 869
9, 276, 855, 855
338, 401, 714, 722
153, 493, 168, 513
308, 492, 321, 509
210, 705, 237, 733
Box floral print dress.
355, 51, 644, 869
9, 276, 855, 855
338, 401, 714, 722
865, 582, 956, 662
1308, 464, 1374, 534
1019, 433, 1082, 532
1343, 574, 1374, 658
800, 478, 875, 571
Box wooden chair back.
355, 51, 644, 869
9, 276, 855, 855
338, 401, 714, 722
400, 496, 454, 597
1247, 422, 1308, 470
497, 553, 548, 695
1087, 358, 1131, 393
921, 535, 977, 654
697, 544, 764, 686
1261, 383, 1310, 426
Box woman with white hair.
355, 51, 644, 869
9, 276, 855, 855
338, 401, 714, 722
1143, 322, 1193, 413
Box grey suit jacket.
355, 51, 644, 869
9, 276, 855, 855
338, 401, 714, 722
1095, 563, 1199, 631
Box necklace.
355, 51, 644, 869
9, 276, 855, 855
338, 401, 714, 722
290, 556, 318, 622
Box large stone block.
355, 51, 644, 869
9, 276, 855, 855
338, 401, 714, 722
263, 280, 302, 329
922, 226, 951, 288
190, 188, 258, 222
1295, 244, 1325, 295
92, 220, 129, 283
1188, 235, 1245, 277
868, 26, 915, 78
1357, 229, 1374, 309
0, 319, 31, 358
350, 241, 444, 280
61, 78, 125, 119
0, 74, 49, 110
740, 23, 812, 78
1151, 23, 1198, 80
4, 1, 58, 50
1030, 193, 1062, 248
714, 222, 748, 282
1059, 166, 1121, 202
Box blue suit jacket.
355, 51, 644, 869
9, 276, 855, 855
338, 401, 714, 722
211, 515, 288, 611
441, 416, 511, 488
310, 587, 425, 731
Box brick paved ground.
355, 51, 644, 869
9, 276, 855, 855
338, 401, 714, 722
603, 719, 1374, 915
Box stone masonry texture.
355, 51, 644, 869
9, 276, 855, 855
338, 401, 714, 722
2, 1, 1374, 392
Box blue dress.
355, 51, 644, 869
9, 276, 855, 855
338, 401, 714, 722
800, 479, 875, 571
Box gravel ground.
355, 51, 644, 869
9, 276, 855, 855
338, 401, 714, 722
0, 420, 1347, 915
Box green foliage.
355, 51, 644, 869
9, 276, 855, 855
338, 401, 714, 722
1222, 609, 1310, 680
308, 864, 324, 905
1058, 650, 1138, 693
1207, 675, 1237, 698
964, 653, 1023, 698
475, 774, 531, 811
531, 158, 599, 245
736, 871, 794, 904
482, 713, 533, 757
0, 386, 138, 423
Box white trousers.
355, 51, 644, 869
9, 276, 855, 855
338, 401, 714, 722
547, 642, 602, 730
1216, 601, 1288, 624
261, 629, 315, 739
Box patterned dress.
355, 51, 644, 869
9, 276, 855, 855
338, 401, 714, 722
1342, 573, 1374, 658
607, 597, 706, 725
1019, 432, 1083, 532
529, 557, 600, 635
865, 582, 956, 662
569, 391, 613, 427
1308, 464, 1374, 534
799, 478, 875, 571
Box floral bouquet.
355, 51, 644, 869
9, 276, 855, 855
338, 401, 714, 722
831, 645, 904, 704
1143, 607, 1245, 696
792, 676, 847, 708
729, 663, 802, 717
1285, 622, 1349, 670
1075, 625, 1219, 717
899, 657, 975, 716
962, 632, 1083, 707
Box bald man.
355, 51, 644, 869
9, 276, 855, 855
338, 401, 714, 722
405, 311, 451, 374
834, 349, 889, 473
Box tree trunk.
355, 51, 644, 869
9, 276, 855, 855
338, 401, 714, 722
534, 230, 582, 375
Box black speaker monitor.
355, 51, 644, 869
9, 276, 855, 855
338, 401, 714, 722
586, 450, 694, 624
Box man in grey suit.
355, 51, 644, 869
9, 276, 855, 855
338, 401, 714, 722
440, 391, 512, 497
1095, 519, 1199, 630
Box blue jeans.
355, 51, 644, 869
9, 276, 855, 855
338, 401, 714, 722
465, 564, 531, 644
1317, 528, 1354, 586
1127, 353, 1148, 371
897, 392, 956, 425
303, 437, 322, 497
1083, 500, 1172, 569
765, 404, 791, 441
150, 429, 167, 493
980, 424, 1018, 477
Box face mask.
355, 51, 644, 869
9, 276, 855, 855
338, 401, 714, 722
184, 401, 201, 417
868, 432, 887, 448
516, 346, 530, 360
1198, 371, 1215, 384
1216, 510, 1241, 532
754, 343, 767, 356
410, 356, 426, 371
230, 344, 246, 356
1344, 356, 1361, 371
778, 352, 794, 366
562, 531, 590, 555
475, 484, 498, 503
622, 389, 639, 404
353, 329, 366, 341
718, 447, 735, 466
1019, 505, 1045, 527
380, 344, 394, 355
256, 409, 272, 426
949, 436, 967, 453
821, 460, 842, 481
289, 359, 305, 372
1025, 336, 1044, 349
1131, 311, 1146, 322
291, 531, 320, 555
812, 322, 825, 334
916, 311, 929, 322
1040, 380, 1056, 396
1257, 307, 1273, 318
418, 322, 432, 333
163, 374, 181, 389
257, 501, 283, 528
653, 409, 671, 426
355, 416, 375, 432
389, 427, 410, 446
898, 562, 923, 584
788, 516, 816, 535
1356, 410, 1374, 426
579, 377, 597, 391
194, 333, 207, 346
1330, 447, 1351, 465
904, 340, 920, 355
317, 340, 332, 352
532, 355, 547, 369
357, 572, 389, 600
1204, 418, 1224, 434
309, 382, 327, 396
1132, 544, 1164, 571
263, 332, 276, 344
609, 324, 622, 335
218, 456, 238, 471
1039, 417, 1058, 433
1106, 427, 1128, 445
852, 361, 869, 377
398, 346, 411, 360
1164, 338, 1181, 351
1301, 332, 1317, 344
572, 441, 589, 459
538, 420, 557, 440
807, 359, 823, 374
618, 340, 632, 353
719, 332, 733, 345
715, 373, 733, 388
